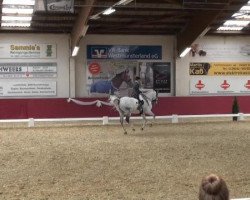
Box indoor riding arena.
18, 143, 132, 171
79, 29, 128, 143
0, 0, 250, 200
0, 119, 250, 200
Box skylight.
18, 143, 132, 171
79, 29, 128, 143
2, 0, 35, 5
217, 1, 250, 31
217, 26, 244, 31
1, 0, 35, 27
224, 20, 250, 26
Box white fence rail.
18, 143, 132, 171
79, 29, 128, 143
0, 113, 249, 127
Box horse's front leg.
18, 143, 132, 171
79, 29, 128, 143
145, 110, 155, 127
120, 114, 127, 134
141, 113, 147, 131
125, 114, 135, 132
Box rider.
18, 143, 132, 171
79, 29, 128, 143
131, 76, 144, 114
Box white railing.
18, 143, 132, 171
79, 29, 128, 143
0, 113, 248, 127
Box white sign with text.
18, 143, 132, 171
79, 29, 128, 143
0, 44, 57, 58
190, 77, 250, 95
0, 62, 57, 78
0, 81, 57, 97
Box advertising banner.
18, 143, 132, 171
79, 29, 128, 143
87, 45, 162, 60
0, 43, 56, 59
45, 0, 74, 13
139, 62, 171, 93
190, 77, 250, 95
190, 62, 250, 76
87, 60, 137, 96
0, 81, 57, 97
87, 60, 171, 96
0, 62, 57, 78
189, 43, 250, 59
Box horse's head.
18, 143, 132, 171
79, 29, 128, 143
152, 90, 158, 105
112, 69, 132, 89
144, 89, 158, 105
119, 69, 131, 83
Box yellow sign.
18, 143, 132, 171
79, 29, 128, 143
190, 62, 250, 76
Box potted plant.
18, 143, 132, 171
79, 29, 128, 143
232, 96, 239, 121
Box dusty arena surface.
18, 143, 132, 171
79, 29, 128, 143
0, 121, 250, 200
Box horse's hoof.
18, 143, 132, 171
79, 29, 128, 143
141, 128, 144, 131
124, 131, 127, 135
132, 128, 135, 131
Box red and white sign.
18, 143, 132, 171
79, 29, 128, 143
190, 77, 250, 95
88, 62, 101, 75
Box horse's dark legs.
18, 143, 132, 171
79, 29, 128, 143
125, 115, 130, 123
125, 115, 135, 132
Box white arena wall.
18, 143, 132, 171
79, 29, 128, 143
176, 35, 250, 96
0, 33, 71, 98
1, 34, 249, 98
0, 33, 250, 118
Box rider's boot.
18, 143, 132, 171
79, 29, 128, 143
137, 100, 144, 115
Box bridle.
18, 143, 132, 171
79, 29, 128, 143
151, 91, 158, 105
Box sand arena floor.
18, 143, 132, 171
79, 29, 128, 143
0, 121, 249, 200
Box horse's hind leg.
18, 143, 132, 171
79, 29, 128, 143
126, 115, 135, 131
141, 114, 147, 131
120, 115, 127, 134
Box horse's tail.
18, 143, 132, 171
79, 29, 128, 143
115, 98, 125, 115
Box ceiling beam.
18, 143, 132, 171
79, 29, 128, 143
71, 0, 95, 52
177, 0, 249, 56
176, 9, 224, 56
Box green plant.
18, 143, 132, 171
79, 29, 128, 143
232, 96, 239, 121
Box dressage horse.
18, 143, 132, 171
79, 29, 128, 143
109, 89, 158, 134
90, 69, 132, 94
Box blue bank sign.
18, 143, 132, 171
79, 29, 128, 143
87, 45, 162, 60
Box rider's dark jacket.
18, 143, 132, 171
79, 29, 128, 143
131, 80, 142, 100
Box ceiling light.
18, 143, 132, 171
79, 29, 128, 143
232, 12, 250, 19
2, 8, 34, 14
217, 26, 244, 31
72, 46, 80, 57
2, 0, 35, 5
1, 22, 31, 27
117, 0, 134, 5
180, 47, 191, 58
224, 20, 250, 26
240, 5, 250, 11
2, 16, 32, 21
102, 8, 116, 15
